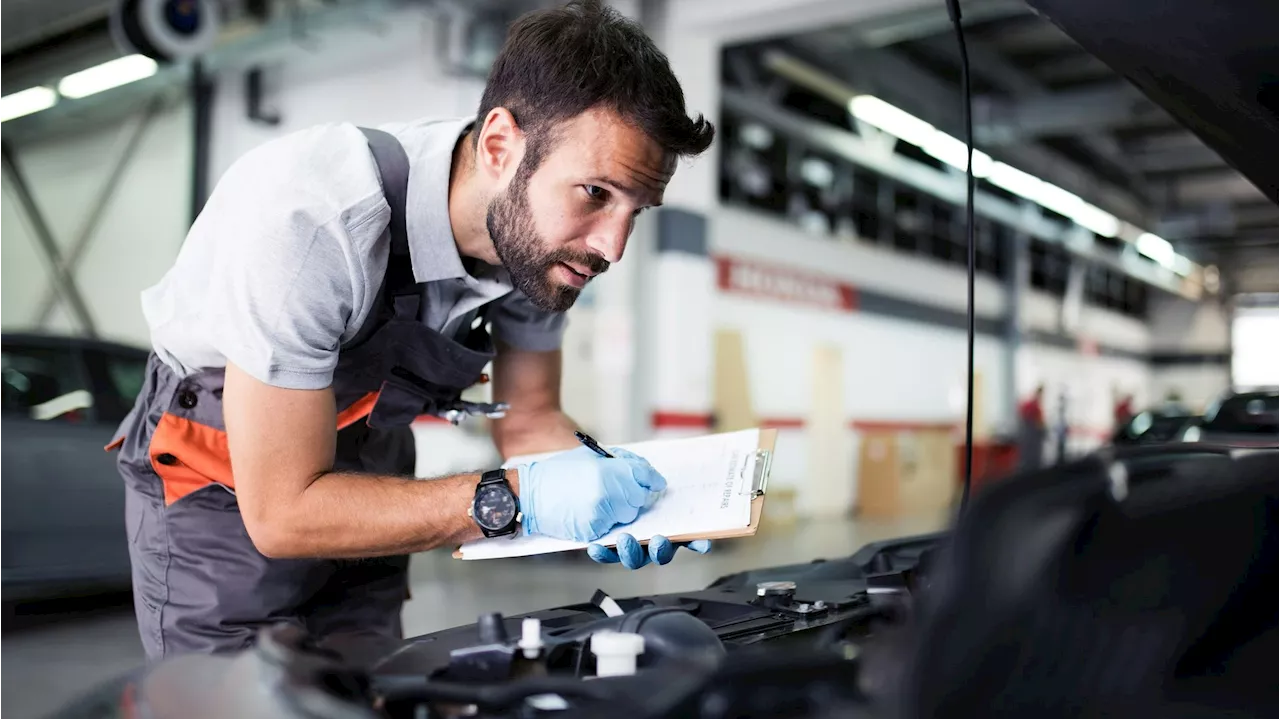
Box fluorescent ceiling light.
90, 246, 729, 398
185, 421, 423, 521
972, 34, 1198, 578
0, 86, 57, 123
1072, 203, 1121, 238
1136, 232, 1176, 268
1030, 181, 1084, 219
848, 94, 994, 177
1171, 253, 1193, 277
58, 55, 158, 99
849, 95, 1168, 257
987, 161, 1044, 200
849, 95, 936, 147
923, 132, 993, 177
989, 161, 1118, 239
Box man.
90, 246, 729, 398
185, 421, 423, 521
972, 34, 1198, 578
109, 0, 715, 661
1017, 384, 1046, 471
1113, 391, 1134, 432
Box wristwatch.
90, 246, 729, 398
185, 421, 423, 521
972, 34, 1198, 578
468, 468, 522, 538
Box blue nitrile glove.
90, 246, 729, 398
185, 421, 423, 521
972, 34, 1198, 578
587, 534, 713, 570
519, 446, 666, 543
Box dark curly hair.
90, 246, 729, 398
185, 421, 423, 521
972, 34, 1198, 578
474, 0, 715, 170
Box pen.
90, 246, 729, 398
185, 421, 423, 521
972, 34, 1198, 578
574, 430, 615, 459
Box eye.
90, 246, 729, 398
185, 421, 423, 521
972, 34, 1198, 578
582, 184, 607, 201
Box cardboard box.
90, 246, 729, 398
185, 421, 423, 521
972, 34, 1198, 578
856, 428, 957, 518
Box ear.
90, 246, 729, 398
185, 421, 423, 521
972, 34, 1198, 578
475, 108, 525, 180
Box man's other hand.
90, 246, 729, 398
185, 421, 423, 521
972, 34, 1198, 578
587, 534, 713, 569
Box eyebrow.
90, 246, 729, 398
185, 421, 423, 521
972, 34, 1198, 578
586, 176, 664, 207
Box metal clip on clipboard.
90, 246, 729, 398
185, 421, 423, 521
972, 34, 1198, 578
737, 448, 774, 499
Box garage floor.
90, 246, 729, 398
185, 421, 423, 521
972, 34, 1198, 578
2, 513, 946, 719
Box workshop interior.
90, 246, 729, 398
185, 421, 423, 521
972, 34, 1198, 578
1, 0, 1277, 717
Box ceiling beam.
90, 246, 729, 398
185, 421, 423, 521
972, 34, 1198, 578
974, 85, 1162, 143
1171, 172, 1271, 204
1129, 143, 1224, 173
980, 17, 1077, 53
670, 0, 939, 45
1155, 201, 1279, 241
913, 34, 1150, 198
845, 0, 1026, 48
1231, 202, 1280, 228
1029, 53, 1113, 83
779, 41, 1149, 222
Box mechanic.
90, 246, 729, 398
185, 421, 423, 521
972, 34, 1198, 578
107, 0, 715, 661
1017, 384, 1047, 471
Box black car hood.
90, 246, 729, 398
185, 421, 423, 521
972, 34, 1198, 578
1027, 0, 1278, 201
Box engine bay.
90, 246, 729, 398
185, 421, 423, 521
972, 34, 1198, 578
54, 446, 1277, 719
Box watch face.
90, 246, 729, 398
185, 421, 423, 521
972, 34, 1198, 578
474, 484, 517, 531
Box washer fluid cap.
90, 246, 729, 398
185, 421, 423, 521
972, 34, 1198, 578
591, 630, 645, 677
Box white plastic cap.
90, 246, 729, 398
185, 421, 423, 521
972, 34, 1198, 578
518, 617, 543, 659
591, 630, 645, 677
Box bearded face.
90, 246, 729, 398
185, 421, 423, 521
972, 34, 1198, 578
486, 167, 610, 313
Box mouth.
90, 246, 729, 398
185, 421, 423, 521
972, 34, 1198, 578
555, 262, 592, 289
563, 260, 600, 278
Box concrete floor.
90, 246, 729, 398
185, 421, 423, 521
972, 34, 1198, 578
2, 513, 946, 719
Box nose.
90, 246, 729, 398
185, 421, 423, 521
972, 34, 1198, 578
585, 214, 632, 264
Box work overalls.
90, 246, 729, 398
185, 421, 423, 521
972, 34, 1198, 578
109, 129, 495, 663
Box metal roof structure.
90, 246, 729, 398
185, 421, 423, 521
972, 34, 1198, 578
723, 0, 1277, 296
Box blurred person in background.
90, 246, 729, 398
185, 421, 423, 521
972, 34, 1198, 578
1017, 384, 1047, 470
1113, 389, 1135, 432
108, 0, 714, 662
1055, 387, 1070, 464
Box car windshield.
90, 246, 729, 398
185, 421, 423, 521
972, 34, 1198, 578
1125, 412, 1192, 442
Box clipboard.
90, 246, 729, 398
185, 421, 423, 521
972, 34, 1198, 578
451, 428, 777, 558
640, 427, 775, 545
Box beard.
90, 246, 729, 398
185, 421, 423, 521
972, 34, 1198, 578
486, 171, 609, 313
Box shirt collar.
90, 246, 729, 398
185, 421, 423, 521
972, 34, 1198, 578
403, 116, 510, 288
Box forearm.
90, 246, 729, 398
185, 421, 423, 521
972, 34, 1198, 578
252, 469, 519, 559
493, 410, 580, 459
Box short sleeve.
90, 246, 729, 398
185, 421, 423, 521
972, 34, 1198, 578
192, 128, 385, 389
488, 289, 568, 352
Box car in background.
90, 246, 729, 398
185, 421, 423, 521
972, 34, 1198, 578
1112, 408, 1199, 447
1, 333, 148, 600
1184, 388, 1279, 448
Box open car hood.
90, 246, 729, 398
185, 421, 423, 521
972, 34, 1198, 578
1027, 0, 1278, 201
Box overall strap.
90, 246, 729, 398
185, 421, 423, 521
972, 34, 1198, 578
349, 127, 495, 349
344, 128, 416, 350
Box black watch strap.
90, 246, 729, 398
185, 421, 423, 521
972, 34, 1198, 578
479, 468, 508, 486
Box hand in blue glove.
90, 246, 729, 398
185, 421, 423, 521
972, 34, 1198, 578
587, 534, 713, 569
519, 446, 666, 543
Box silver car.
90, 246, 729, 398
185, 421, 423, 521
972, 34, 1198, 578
1, 333, 148, 600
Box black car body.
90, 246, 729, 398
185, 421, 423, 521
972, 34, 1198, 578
1, 333, 147, 600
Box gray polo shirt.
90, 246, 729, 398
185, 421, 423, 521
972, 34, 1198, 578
141, 117, 565, 390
